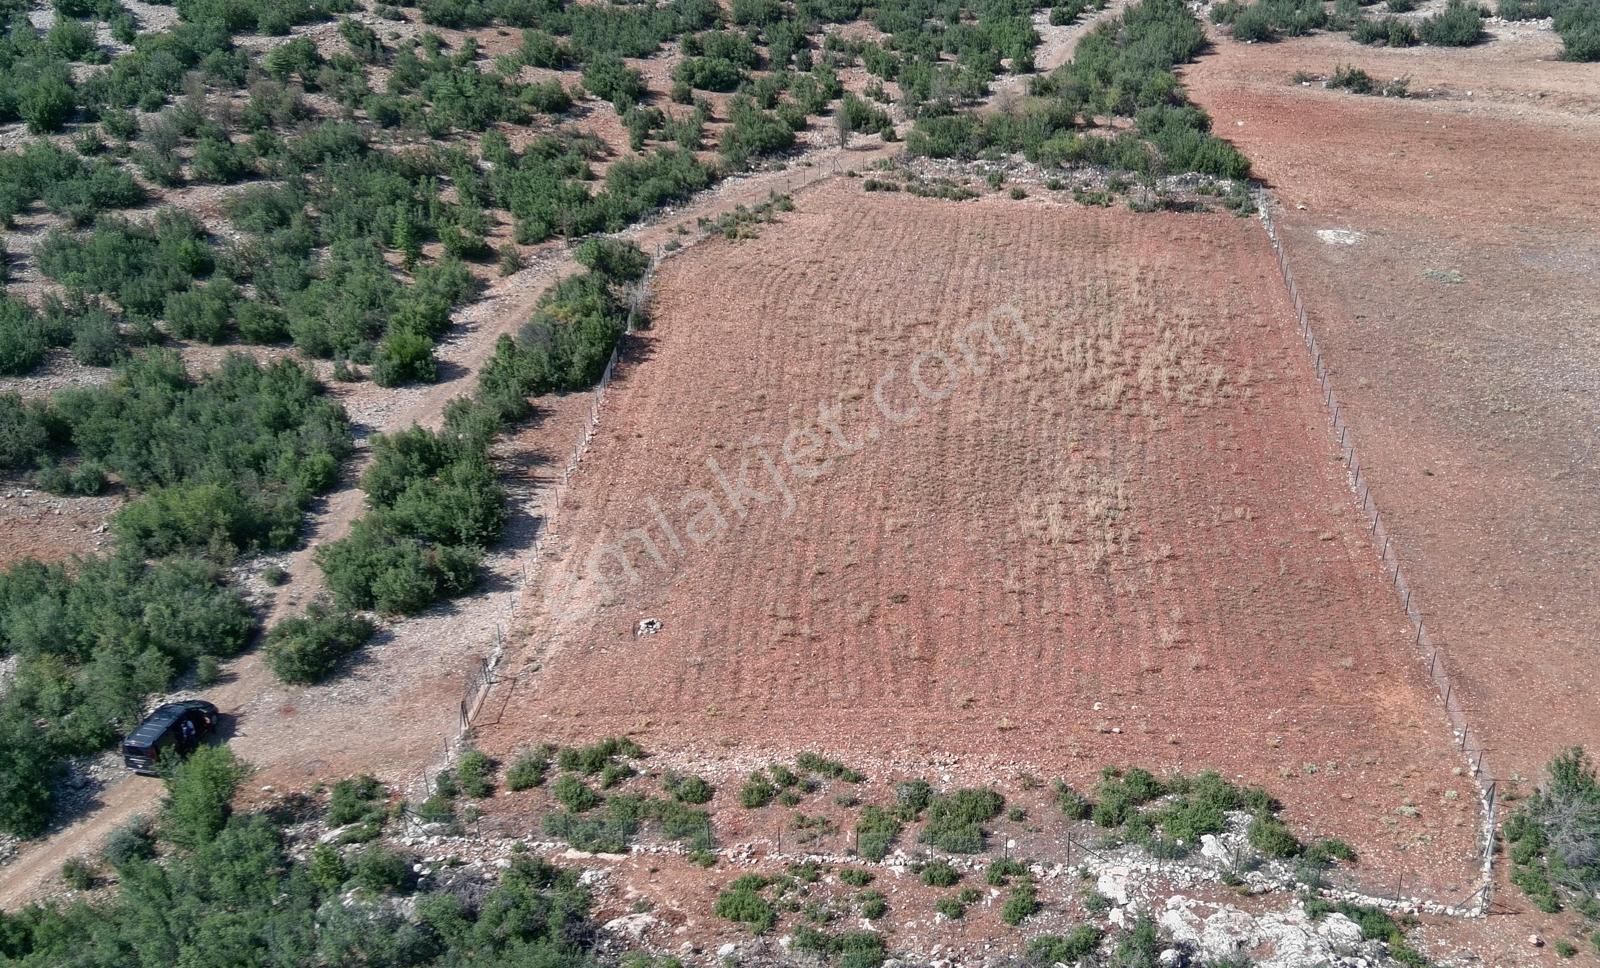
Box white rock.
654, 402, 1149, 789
1316, 912, 1365, 950
1097, 865, 1131, 905
604, 912, 657, 941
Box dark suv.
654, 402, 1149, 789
122, 700, 220, 775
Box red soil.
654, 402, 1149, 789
1185, 26, 1600, 797
480, 183, 1482, 897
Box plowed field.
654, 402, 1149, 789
479, 184, 1481, 894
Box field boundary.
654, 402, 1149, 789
1258, 199, 1498, 915
429, 181, 1499, 916
427, 244, 665, 791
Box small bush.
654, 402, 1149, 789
987, 857, 1028, 886
921, 859, 961, 887
506, 748, 552, 791
895, 779, 934, 813
1001, 882, 1040, 925
1093, 768, 1165, 827
557, 737, 644, 775
740, 770, 778, 808
457, 749, 495, 798
1027, 927, 1103, 964
61, 856, 98, 890
1055, 780, 1092, 820
665, 772, 715, 804
1352, 14, 1420, 44
859, 889, 888, 919
328, 774, 385, 826
162, 745, 251, 850
1556, 2, 1600, 60
714, 875, 777, 933
1420, 0, 1486, 45
264, 602, 375, 685
838, 868, 874, 887
1247, 812, 1303, 858
921, 788, 1004, 853
1328, 64, 1376, 93
552, 774, 602, 813
855, 805, 903, 861
796, 752, 866, 783
352, 845, 410, 893
103, 815, 156, 868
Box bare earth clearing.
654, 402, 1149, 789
479, 183, 1481, 898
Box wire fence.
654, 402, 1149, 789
417, 244, 665, 796
1259, 201, 1497, 914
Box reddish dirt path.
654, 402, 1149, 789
480, 184, 1481, 898
0, 142, 897, 910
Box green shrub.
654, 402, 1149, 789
855, 805, 903, 861
1113, 915, 1165, 966
1055, 780, 1092, 819
721, 97, 797, 165
352, 845, 410, 893
1247, 812, 1302, 858
582, 53, 645, 107
61, 856, 98, 890
796, 752, 866, 783
921, 788, 1004, 853
921, 859, 961, 887
556, 736, 644, 774
0, 713, 60, 838
839, 868, 874, 887
0, 395, 57, 471
162, 745, 251, 850
1420, 0, 1486, 45
1556, 2, 1600, 60
1027, 926, 1103, 964
740, 770, 778, 808
858, 890, 888, 919
1093, 768, 1166, 827
327, 775, 385, 826
457, 749, 496, 798
1496, 0, 1552, 16
1328, 64, 1375, 93
506, 747, 552, 790
317, 519, 482, 614
1505, 748, 1600, 917
1001, 882, 1040, 925
0, 300, 51, 376
102, 815, 156, 868
935, 895, 966, 919
895, 779, 934, 814
371, 328, 438, 386
665, 772, 715, 804
264, 602, 375, 684
714, 875, 777, 933
552, 774, 602, 813
986, 857, 1027, 886
1351, 14, 1420, 44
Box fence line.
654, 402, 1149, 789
422, 243, 666, 793
1258, 201, 1497, 914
